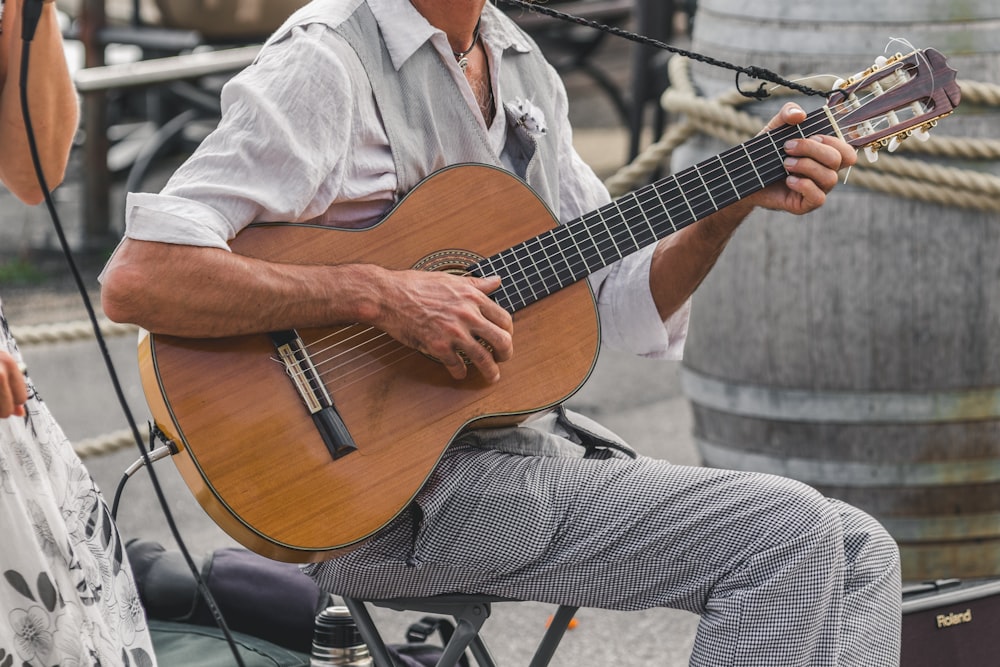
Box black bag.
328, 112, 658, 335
129, 540, 461, 666
901, 578, 1000, 666
127, 539, 330, 654
149, 619, 311, 667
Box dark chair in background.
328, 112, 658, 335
68, 0, 691, 246
65, 0, 308, 243
503, 0, 635, 130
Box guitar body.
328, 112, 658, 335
139, 164, 600, 562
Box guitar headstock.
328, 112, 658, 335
826, 48, 960, 161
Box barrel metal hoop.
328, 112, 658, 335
882, 512, 1000, 542
681, 367, 1000, 424
694, 438, 1000, 487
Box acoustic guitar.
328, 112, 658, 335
138, 49, 959, 562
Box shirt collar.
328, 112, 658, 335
367, 0, 534, 71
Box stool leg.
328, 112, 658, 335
528, 606, 579, 667
465, 634, 499, 667
343, 598, 398, 667
436, 601, 492, 667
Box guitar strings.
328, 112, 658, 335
280, 74, 925, 391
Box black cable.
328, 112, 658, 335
497, 0, 832, 99
17, 3, 247, 665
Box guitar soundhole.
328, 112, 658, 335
411, 249, 483, 275
412, 249, 493, 366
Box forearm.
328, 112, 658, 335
101, 239, 387, 338
649, 200, 753, 321
0, 0, 78, 204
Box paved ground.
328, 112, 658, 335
2, 11, 703, 666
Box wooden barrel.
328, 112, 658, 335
676, 0, 1000, 581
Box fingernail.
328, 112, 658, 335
785, 139, 798, 151
784, 157, 798, 169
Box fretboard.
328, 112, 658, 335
472, 108, 834, 313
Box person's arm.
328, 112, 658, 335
0, 351, 28, 418
646, 103, 857, 321
0, 0, 78, 204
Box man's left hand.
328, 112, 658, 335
750, 102, 858, 215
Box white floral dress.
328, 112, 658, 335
0, 298, 157, 667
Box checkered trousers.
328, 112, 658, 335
306, 439, 902, 666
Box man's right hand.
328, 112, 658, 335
372, 270, 514, 383
0, 352, 28, 419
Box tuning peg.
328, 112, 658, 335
833, 77, 847, 90
874, 55, 889, 68
864, 145, 880, 162
887, 136, 903, 152
910, 126, 931, 142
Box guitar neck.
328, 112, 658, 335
473, 107, 835, 313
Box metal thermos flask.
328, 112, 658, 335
310, 605, 374, 667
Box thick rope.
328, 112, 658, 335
606, 56, 1000, 212
13, 319, 141, 457
74, 425, 150, 459
12, 318, 138, 345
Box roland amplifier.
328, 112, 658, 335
901, 578, 1000, 666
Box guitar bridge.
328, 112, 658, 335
270, 330, 357, 460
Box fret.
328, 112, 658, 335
582, 210, 613, 264
508, 244, 541, 303
698, 155, 741, 211
608, 200, 641, 259
493, 290, 513, 313
595, 208, 623, 259
528, 235, 561, 293
718, 149, 743, 200
615, 199, 640, 249
764, 130, 784, 172
742, 142, 766, 189
549, 225, 580, 286
649, 182, 678, 234
693, 163, 718, 211
626, 191, 660, 248
718, 148, 756, 201
761, 126, 797, 183
572, 215, 607, 274
540, 235, 571, 293
553, 223, 588, 282
654, 177, 695, 230
488, 252, 525, 311
499, 249, 533, 307
475, 254, 513, 311
674, 167, 706, 221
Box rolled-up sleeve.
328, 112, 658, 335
123, 23, 357, 249
125, 194, 235, 250
589, 245, 689, 359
